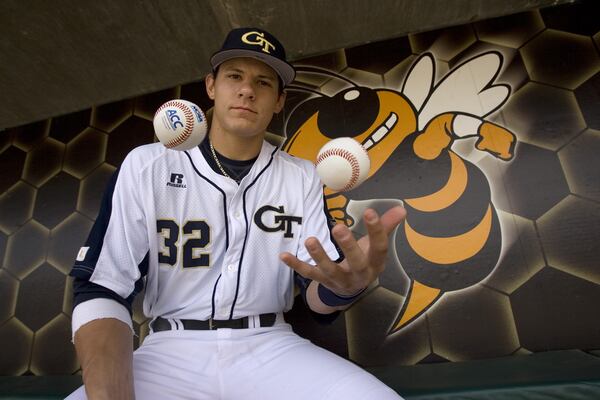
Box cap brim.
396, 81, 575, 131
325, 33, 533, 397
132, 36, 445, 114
210, 49, 296, 87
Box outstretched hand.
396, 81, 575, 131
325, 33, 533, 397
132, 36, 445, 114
280, 205, 406, 296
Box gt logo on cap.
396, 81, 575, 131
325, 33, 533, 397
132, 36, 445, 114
241, 31, 276, 54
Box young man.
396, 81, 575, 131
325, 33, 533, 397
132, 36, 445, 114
67, 27, 406, 399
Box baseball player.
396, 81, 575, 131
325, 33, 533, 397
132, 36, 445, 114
67, 27, 406, 399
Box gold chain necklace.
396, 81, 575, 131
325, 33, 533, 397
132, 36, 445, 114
209, 139, 239, 183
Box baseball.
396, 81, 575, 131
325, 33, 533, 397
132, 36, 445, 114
315, 137, 371, 191
153, 99, 208, 151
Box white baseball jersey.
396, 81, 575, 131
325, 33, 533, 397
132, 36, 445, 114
71, 140, 339, 321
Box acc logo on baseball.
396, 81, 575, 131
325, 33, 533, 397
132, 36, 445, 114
254, 205, 302, 238
166, 109, 184, 129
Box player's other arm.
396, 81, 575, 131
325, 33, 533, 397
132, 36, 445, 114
281, 163, 406, 315
69, 158, 148, 399
74, 315, 134, 400
283, 206, 406, 314
71, 281, 138, 399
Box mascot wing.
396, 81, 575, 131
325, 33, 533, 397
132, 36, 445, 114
415, 51, 510, 131
402, 53, 435, 113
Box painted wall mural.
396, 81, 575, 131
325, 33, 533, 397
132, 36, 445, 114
284, 51, 517, 336
0, 1, 599, 375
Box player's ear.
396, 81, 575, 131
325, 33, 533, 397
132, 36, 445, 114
275, 90, 286, 113
205, 73, 216, 100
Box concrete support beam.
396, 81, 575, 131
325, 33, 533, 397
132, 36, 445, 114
0, 0, 573, 129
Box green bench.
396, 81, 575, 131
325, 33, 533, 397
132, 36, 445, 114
370, 349, 600, 399
2, 350, 599, 399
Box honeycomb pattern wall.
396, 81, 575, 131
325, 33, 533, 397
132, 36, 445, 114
1, 0, 599, 375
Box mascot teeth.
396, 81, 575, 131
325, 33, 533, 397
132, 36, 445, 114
363, 112, 398, 150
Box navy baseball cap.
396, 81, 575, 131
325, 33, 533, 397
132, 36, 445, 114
211, 27, 296, 87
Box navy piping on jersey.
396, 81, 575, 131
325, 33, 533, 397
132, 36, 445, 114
184, 150, 230, 250
229, 145, 279, 319
70, 168, 150, 315
184, 150, 231, 320
211, 274, 222, 319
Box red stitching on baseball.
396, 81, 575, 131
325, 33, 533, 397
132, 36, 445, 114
316, 148, 360, 191
166, 108, 194, 147
155, 101, 196, 149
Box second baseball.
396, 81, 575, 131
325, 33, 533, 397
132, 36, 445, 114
153, 99, 208, 151
316, 137, 371, 191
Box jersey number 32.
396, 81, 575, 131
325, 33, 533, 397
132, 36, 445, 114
156, 219, 210, 268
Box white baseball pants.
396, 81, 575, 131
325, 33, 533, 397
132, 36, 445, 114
66, 322, 402, 400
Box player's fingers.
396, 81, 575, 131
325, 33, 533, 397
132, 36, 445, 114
369, 208, 406, 272
366, 206, 406, 264
331, 224, 366, 272
379, 205, 406, 235
363, 209, 388, 261
303, 237, 340, 276
279, 252, 328, 282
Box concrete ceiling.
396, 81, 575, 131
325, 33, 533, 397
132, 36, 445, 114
0, 0, 573, 130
